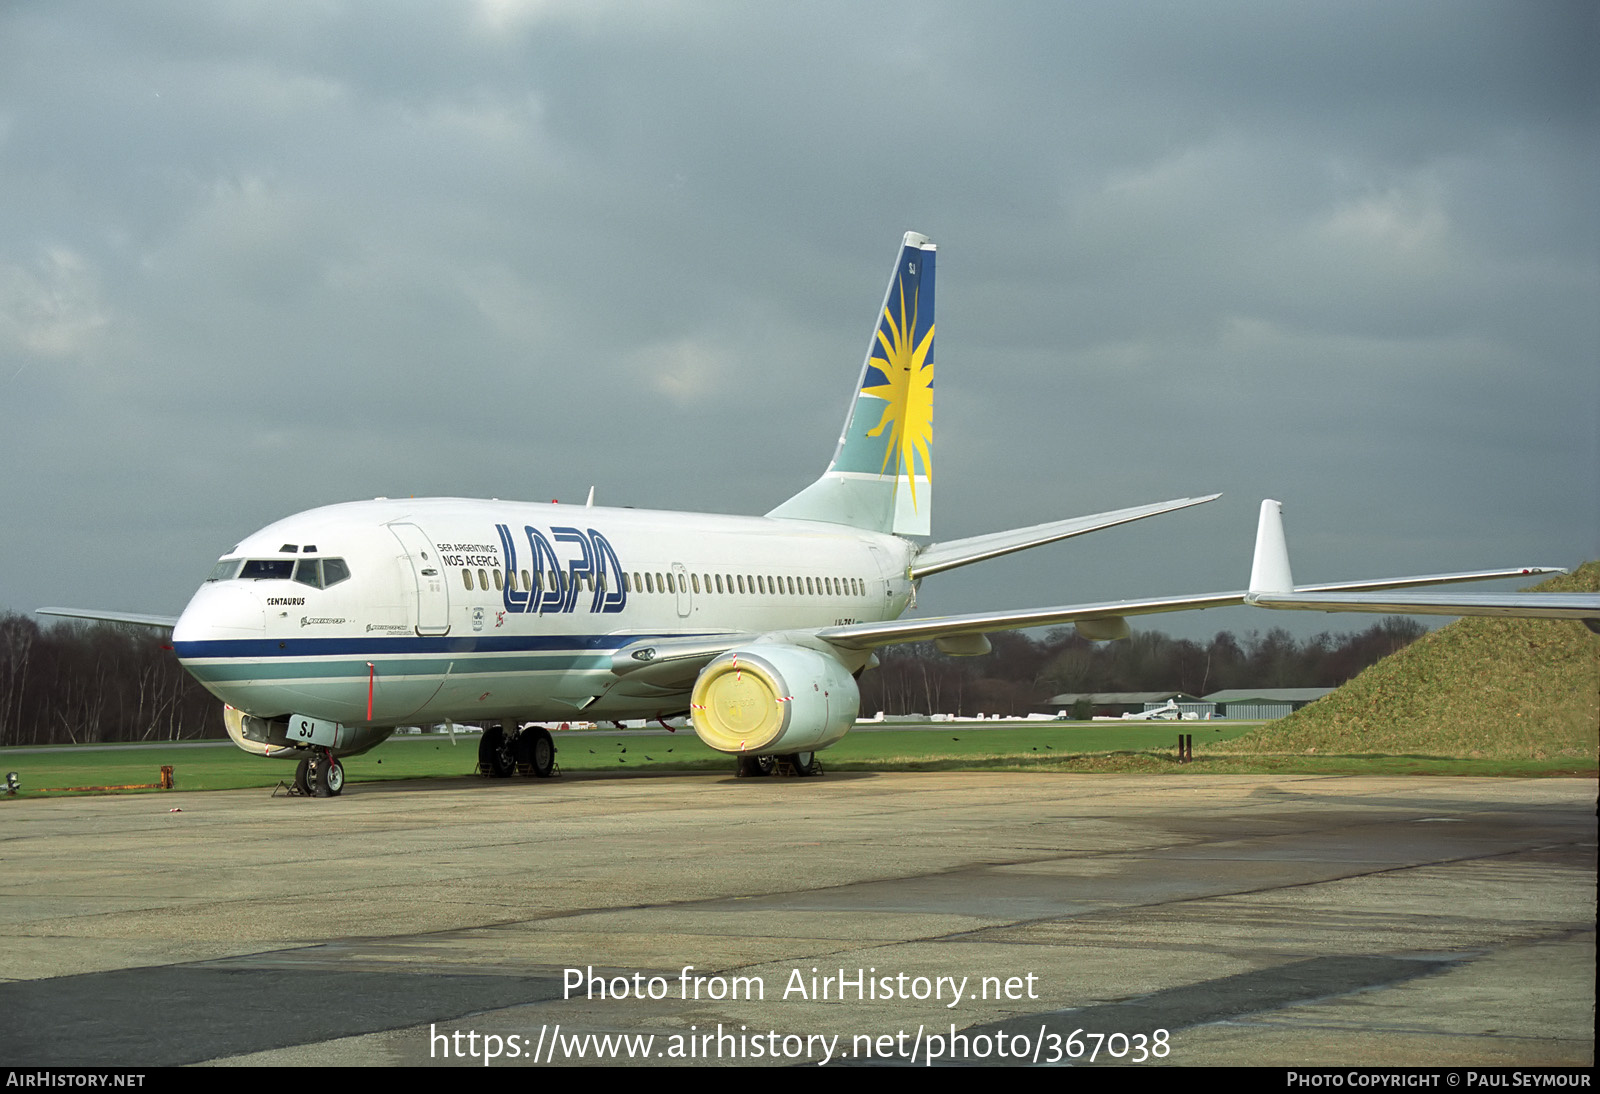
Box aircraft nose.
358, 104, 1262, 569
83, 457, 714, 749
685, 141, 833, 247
173, 583, 266, 642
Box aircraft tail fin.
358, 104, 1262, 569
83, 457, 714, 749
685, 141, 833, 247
768, 231, 936, 535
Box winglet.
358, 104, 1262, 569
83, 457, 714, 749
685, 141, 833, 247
1248, 499, 1294, 595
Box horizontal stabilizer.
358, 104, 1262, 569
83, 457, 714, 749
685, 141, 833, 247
37, 607, 180, 630
911, 495, 1220, 579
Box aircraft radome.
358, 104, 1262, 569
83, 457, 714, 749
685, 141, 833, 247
40, 233, 1600, 795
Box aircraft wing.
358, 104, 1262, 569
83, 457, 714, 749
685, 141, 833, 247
816, 590, 1249, 650
607, 633, 761, 688
815, 500, 1573, 652
602, 588, 1255, 672
910, 495, 1220, 579
37, 607, 180, 630
1247, 589, 1600, 622
1284, 568, 1568, 593
1244, 499, 1596, 626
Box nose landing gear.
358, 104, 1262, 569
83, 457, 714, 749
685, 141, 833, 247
294, 749, 345, 796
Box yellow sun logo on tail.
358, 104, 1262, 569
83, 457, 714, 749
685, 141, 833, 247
862, 276, 934, 510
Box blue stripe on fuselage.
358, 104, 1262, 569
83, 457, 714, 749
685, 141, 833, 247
172, 632, 722, 659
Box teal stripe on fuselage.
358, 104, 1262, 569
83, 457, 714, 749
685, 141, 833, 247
182, 652, 609, 684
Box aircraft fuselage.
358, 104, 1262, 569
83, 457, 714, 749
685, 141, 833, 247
174, 497, 916, 736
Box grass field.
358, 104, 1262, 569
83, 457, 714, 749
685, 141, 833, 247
2, 715, 1591, 800
1216, 563, 1599, 770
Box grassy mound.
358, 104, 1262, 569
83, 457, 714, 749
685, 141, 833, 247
1216, 563, 1599, 764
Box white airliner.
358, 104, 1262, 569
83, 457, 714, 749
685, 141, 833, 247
40, 232, 1599, 795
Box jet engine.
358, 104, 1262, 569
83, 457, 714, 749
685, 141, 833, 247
689, 645, 859, 755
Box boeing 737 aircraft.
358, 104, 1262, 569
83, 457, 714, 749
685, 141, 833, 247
40, 233, 1599, 795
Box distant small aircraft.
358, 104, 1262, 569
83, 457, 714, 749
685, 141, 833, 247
41, 233, 1598, 794
1113, 700, 1187, 722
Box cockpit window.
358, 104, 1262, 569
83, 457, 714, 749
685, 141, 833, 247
206, 559, 241, 582
288, 557, 352, 589
239, 559, 295, 580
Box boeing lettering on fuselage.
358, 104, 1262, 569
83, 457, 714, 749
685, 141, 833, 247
37, 230, 1599, 797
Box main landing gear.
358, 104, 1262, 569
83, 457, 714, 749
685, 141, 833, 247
478, 724, 557, 779
735, 754, 775, 778
736, 752, 820, 778
294, 748, 345, 797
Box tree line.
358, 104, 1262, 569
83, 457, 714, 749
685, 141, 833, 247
0, 611, 1425, 746
858, 618, 1427, 718
0, 614, 218, 747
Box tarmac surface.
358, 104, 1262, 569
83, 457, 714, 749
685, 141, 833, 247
1, 771, 1593, 1067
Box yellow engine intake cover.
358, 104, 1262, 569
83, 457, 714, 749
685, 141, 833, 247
691, 656, 787, 751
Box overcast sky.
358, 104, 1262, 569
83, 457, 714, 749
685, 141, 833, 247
2, 0, 1595, 643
